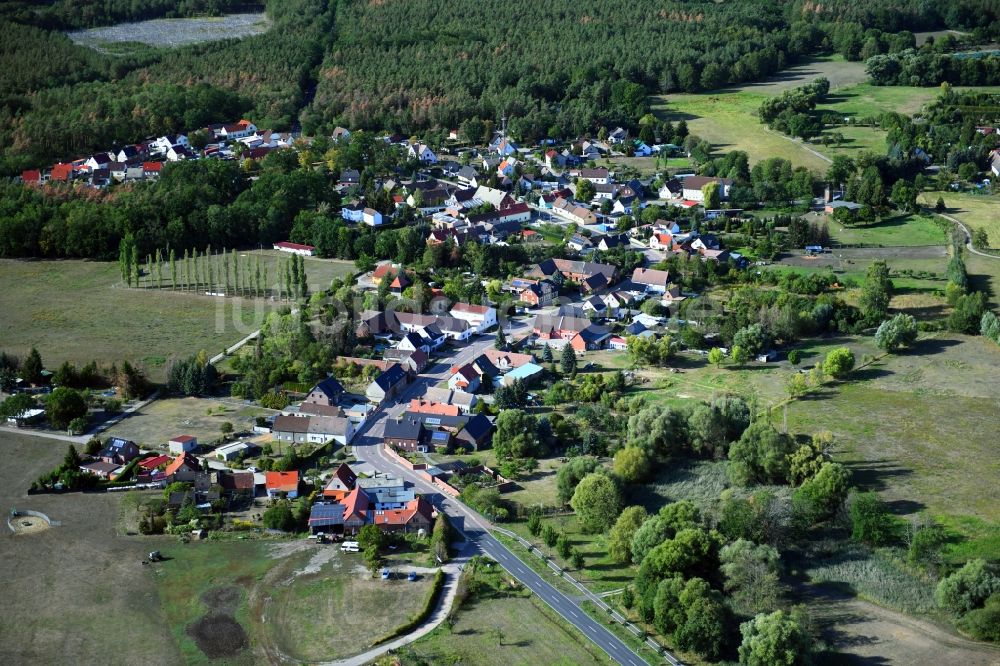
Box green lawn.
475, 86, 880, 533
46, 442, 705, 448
655, 71, 1000, 174
504, 515, 636, 593
655, 91, 833, 173
829, 214, 948, 247
396, 559, 614, 665
0, 256, 354, 381
920, 191, 1000, 249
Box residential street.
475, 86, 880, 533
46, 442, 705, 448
350, 333, 670, 666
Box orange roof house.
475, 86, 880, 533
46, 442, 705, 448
372, 496, 435, 532
265, 471, 300, 498
408, 400, 461, 416
165, 452, 201, 480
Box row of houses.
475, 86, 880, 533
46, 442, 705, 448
19, 119, 300, 189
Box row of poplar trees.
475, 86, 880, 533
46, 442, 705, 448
118, 237, 308, 300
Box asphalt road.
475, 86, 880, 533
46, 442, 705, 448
350, 333, 672, 666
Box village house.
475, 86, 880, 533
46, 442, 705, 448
332, 126, 351, 142
366, 363, 410, 405
421, 387, 478, 414
449, 303, 498, 334
98, 438, 140, 465
362, 207, 383, 226
407, 143, 438, 163
632, 267, 673, 294
80, 461, 120, 480
681, 176, 732, 202
266, 471, 299, 499
304, 377, 344, 406
220, 120, 257, 140
577, 168, 611, 184
551, 197, 599, 226
531, 314, 595, 341
409, 399, 461, 417
165, 452, 201, 482
526, 258, 618, 292
448, 364, 482, 392
272, 414, 356, 446
384, 416, 426, 451
322, 463, 358, 500
383, 348, 429, 374
342, 202, 365, 223
518, 279, 558, 307
168, 435, 198, 455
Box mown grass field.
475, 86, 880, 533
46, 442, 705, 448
920, 191, 1000, 249
399, 562, 614, 665
825, 213, 949, 247
0, 256, 354, 381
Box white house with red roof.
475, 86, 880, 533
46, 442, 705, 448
169, 434, 198, 455
220, 119, 257, 140
273, 241, 315, 256
449, 303, 497, 334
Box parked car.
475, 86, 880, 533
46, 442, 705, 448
381, 567, 391, 580
407, 571, 417, 582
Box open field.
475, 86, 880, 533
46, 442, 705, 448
785, 334, 1000, 539
727, 55, 869, 94
816, 212, 950, 247
0, 433, 179, 666
102, 397, 272, 450
68, 13, 270, 52
804, 583, 1000, 666
656, 67, 1000, 172
655, 91, 833, 172
920, 192, 1000, 249
0, 256, 354, 381
154, 537, 439, 664
399, 563, 613, 665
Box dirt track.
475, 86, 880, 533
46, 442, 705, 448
808, 585, 1000, 665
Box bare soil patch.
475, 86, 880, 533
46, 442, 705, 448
186, 585, 249, 659
186, 612, 248, 660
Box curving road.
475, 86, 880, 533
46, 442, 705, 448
349, 334, 681, 666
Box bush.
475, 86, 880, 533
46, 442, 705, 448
849, 491, 898, 546
958, 593, 1000, 641
263, 501, 296, 531
874, 313, 918, 352
822, 347, 855, 379
935, 559, 1000, 615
